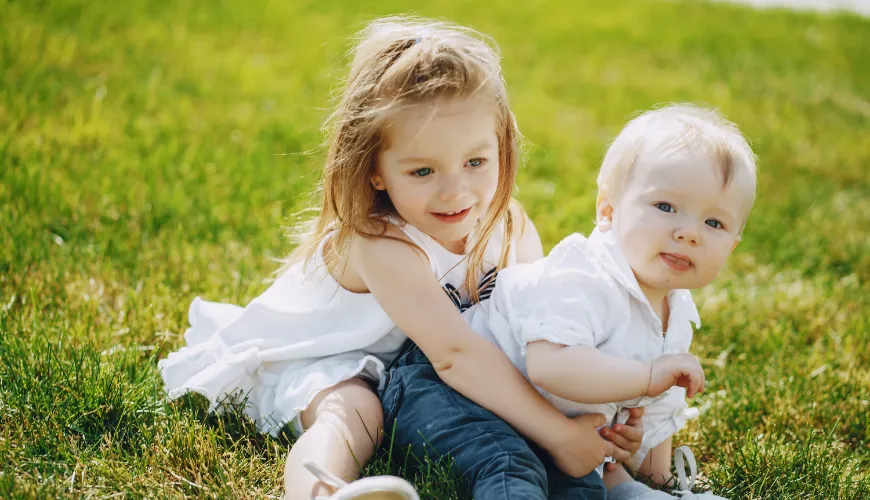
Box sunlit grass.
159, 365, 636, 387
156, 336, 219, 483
2, 0, 868, 497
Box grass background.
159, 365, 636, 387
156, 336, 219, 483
2, 0, 869, 498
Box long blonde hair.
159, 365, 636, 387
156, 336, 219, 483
286, 16, 523, 301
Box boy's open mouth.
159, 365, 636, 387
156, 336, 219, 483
660, 252, 693, 271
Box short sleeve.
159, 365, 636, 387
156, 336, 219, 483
515, 235, 623, 353
627, 387, 689, 471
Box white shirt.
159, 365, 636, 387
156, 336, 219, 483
159, 220, 513, 437
464, 227, 701, 470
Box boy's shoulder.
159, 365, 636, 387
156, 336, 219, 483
547, 232, 609, 270
548, 232, 592, 257
543, 233, 621, 288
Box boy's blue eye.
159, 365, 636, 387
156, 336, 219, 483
706, 219, 724, 230
655, 202, 675, 213
412, 167, 432, 177
467, 158, 485, 167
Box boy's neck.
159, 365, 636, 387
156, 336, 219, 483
638, 283, 671, 332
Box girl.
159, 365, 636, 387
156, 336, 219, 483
159, 16, 640, 500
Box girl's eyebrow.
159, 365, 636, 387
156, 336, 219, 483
465, 141, 497, 156
396, 142, 496, 165
397, 156, 434, 165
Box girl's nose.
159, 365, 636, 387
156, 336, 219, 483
438, 174, 465, 202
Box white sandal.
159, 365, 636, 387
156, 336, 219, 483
671, 446, 729, 499
302, 460, 420, 500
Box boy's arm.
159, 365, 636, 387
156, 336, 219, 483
526, 340, 651, 403
526, 341, 706, 403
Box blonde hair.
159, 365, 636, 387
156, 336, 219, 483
598, 104, 757, 225
285, 16, 522, 301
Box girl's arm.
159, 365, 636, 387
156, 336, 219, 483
514, 209, 544, 263
352, 229, 617, 477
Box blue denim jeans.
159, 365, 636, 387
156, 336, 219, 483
379, 341, 606, 500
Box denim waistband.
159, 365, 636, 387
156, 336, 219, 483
386, 338, 429, 371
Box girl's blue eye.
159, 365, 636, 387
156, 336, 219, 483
706, 219, 724, 230
467, 158, 485, 167
655, 202, 675, 213
412, 167, 432, 177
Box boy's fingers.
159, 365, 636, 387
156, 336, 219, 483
689, 373, 701, 397
600, 427, 628, 449
628, 407, 644, 420
610, 444, 630, 464
613, 423, 643, 442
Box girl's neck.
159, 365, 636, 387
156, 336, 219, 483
432, 234, 468, 255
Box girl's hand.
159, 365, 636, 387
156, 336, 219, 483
546, 413, 621, 478
601, 407, 645, 472
647, 353, 706, 398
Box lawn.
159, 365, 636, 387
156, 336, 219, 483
1, 0, 868, 498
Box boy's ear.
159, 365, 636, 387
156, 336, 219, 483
596, 191, 614, 231
731, 236, 741, 252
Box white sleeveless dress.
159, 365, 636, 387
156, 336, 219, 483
158, 221, 514, 436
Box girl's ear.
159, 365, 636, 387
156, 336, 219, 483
596, 191, 614, 231
371, 174, 386, 191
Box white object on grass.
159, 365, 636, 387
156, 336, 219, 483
302, 460, 420, 500
672, 446, 729, 499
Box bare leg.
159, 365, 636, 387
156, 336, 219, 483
603, 464, 634, 491
283, 378, 385, 500
605, 465, 676, 500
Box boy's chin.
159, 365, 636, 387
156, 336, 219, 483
638, 273, 696, 292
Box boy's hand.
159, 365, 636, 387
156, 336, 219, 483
647, 353, 706, 398
600, 407, 645, 472
546, 413, 620, 478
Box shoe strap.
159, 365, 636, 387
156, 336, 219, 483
303, 460, 348, 493
672, 446, 698, 496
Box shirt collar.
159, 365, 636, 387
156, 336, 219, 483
588, 227, 701, 328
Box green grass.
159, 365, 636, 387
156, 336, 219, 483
2, 0, 869, 497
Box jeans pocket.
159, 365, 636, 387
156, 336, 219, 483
381, 372, 405, 427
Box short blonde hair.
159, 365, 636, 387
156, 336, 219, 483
598, 104, 757, 224
286, 16, 523, 301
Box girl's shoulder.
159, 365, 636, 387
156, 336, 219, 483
509, 202, 544, 264
340, 219, 434, 292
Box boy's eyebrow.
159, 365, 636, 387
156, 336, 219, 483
644, 187, 741, 221
709, 205, 741, 222
397, 142, 496, 165
640, 186, 683, 198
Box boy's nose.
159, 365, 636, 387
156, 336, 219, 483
673, 225, 700, 246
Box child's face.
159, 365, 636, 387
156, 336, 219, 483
374, 97, 500, 253
602, 155, 750, 294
